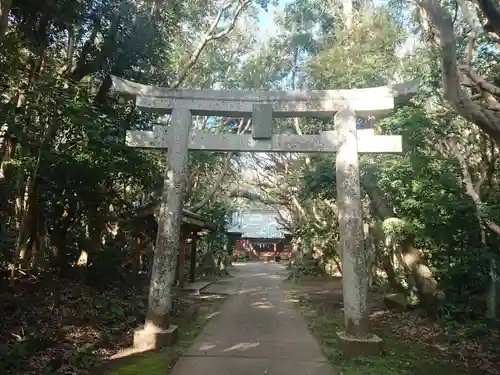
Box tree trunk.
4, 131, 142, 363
132, 235, 144, 280
362, 166, 440, 305
86, 213, 105, 268
486, 255, 497, 319
20, 199, 45, 270
418, 0, 500, 146
0, 0, 12, 42
0, 128, 14, 180
12, 177, 36, 277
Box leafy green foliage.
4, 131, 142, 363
1, 0, 500, 372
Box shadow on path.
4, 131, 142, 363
170, 262, 339, 375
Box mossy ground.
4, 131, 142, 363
100, 294, 226, 375
286, 278, 472, 375
103, 352, 168, 375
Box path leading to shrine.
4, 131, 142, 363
170, 262, 339, 375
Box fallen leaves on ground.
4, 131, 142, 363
288, 279, 500, 375
0, 274, 197, 375
371, 307, 500, 374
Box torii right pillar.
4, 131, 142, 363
335, 108, 383, 356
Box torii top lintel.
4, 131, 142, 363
110, 76, 418, 118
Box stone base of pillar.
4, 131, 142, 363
133, 325, 179, 350
335, 331, 383, 357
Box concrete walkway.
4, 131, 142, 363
170, 262, 338, 375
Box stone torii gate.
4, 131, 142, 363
111, 76, 412, 354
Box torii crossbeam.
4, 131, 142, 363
111, 75, 416, 355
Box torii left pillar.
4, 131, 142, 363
133, 106, 191, 350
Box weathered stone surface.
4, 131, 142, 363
335, 107, 371, 338
336, 331, 383, 357
110, 75, 416, 117
252, 103, 273, 139
134, 94, 395, 117
145, 106, 191, 332
133, 324, 179, 350
383, 293, 409, 311
126, 130, 402, 154
112, 75, 411, 359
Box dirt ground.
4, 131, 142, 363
0, 274, 227, 375
286, 277, 500, 375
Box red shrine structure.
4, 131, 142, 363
227, 208, 292, 261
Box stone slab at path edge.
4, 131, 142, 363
170, 262, 339, 375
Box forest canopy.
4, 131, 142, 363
0, 0, 500, 374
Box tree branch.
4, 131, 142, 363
447, 137, 500, 235
188, 118, 252, 212
472, 0, 500, 42
228, 188, 289, 206
0, 0, 12, 43
171, 0, 252, 88
417, 0, 500, 145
